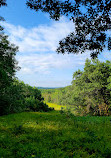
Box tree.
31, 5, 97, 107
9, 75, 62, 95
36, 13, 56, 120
0, 34, 19, 84
0, 0, 7, 30
0, 0, 7, 7
0, 1, 52, 115
15, 81, 51, 112
71, 59, 111, 115
26, 0, 111, 58
0, 32, 20, 115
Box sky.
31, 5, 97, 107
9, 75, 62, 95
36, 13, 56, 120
0, 0, 111, 87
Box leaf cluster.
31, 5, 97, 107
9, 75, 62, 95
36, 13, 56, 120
42, 59, 111, 116
27, 0, 111, 58
0, 21, 52, 115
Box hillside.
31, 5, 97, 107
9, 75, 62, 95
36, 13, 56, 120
37, 87, 62, 89
0, 110, 111, 157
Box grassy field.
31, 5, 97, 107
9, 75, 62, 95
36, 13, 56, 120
46, 102, 66, 110
47, 102, 77, 115
0, 110, 111, 158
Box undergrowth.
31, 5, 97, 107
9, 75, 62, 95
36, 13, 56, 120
0, 111, 111, 157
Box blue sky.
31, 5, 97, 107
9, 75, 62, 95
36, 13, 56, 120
1, 0, 111, 87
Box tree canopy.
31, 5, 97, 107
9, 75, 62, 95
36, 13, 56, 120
71, 59, 111, 115
0, 0, 7, 30
0, 0, 7, 7
26, 0, 111, 58
0, 31, 51, 115
41, 59, 111, 115
0, 0, 52, 115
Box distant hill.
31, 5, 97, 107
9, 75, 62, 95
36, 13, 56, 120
37, 87, 62, 89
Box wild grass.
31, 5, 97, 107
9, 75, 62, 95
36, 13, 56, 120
46, 102, 66, 111
0, 111, 111, 157
47, 102, 77, 115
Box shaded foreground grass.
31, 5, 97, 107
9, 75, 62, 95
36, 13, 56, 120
0, 111, 111, 158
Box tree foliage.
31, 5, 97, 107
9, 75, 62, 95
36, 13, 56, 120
41, 59, 111, 116
0, 2, 52, 115
27, 0, 111, 58
0, 31, 52, 115
0, 34, 19, 85
0, 0, 7, 7
0, 0, 7, 30
71, 59, 111, 115
0, 30, 20, 115
15, 80, 52, 113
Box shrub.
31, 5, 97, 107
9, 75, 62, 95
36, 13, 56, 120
24, 97, 53, 112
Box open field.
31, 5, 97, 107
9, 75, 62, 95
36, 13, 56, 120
0, 111, 111, 158
47, 102, 77, 115
46, 102, 66, 110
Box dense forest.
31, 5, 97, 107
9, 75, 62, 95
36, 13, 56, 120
41, 59, 111, 116
0, 23, 52, 116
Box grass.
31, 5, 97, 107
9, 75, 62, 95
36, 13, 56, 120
0, 110, 111, 158
47, 102, 77, 115
46, 102, 66, 111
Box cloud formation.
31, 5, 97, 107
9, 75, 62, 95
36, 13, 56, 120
1, 13, 110, 87
2, 17, 91, 76
2, 17, 74, 53
17, 53, 89, 75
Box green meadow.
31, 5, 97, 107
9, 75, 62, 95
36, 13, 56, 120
0, 110, 111, 158
46, 102, 66, 111
47, 102, 78, 116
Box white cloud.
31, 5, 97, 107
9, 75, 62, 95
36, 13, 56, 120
17, 53, 90, 75
101, 51, 111, 61
1, 17, 74, 53
1, 18, 91, 75
1, 15, 110, 87
1, 18, 91, 77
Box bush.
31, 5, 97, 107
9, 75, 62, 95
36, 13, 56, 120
24, 97, 53, 112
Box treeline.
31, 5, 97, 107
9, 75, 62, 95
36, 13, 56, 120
0, 21, 52, 116
41, 87, 70, 105
0, 79, 52, 116
41, 59, 111, 116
